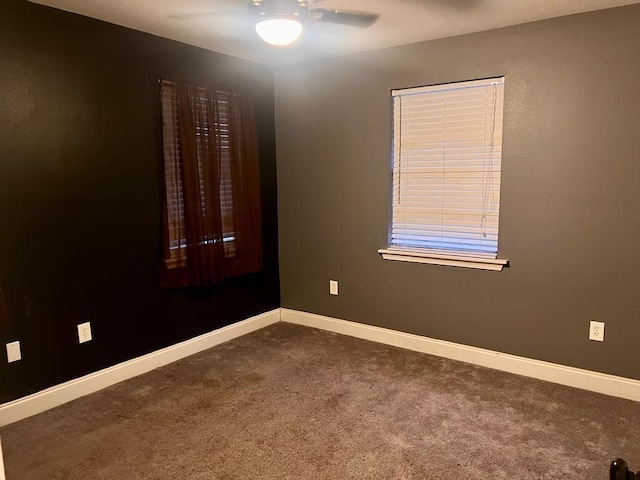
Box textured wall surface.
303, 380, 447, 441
0, 1, 279, 402
275, 5, 640, 379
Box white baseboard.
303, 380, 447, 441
2, 306, 637, 432
0, 309, 281, 428
281, 308, 640, 403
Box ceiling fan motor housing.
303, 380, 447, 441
250, 0, 309, 22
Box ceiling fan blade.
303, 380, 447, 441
418, 0, 481, 10
309, 8, 380, 28
168, 11, 221, 20
168, 6, 245, 21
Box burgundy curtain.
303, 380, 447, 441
159, 79, 263, 288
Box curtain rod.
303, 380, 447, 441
158, 77, 255, 98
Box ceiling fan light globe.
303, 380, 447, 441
255, 18, 303, 46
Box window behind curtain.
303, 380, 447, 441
160, 79, 263, 287
161, 84, 186, 269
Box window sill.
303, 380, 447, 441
378, 248, 509, 272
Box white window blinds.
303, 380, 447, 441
390, 77, 505, 258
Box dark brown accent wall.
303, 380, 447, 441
0, 1, 279, 403
275, 5, 640, 379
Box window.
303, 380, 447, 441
379, 77, 508, 271
160, 79, 263, 287
162, 92, 235, 268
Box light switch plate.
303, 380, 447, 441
6, 341, 21, 363
329, 280, 338, 296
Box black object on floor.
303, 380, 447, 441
611, 458, 640, 480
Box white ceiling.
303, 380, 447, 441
29, 0, 640, 65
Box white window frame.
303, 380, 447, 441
379, 77, 509, 271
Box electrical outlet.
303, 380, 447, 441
6, 341, 21, 363
329, 280, 339, 296
589, 321, 605, 342
77, 322, 92, 344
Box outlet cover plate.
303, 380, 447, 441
589, 321, 605, 342
6, 341, 21, 363
329, 280, 339, 296
78, 322, 92, 344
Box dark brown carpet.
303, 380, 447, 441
2, 322, 640, 479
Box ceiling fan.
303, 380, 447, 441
170, 0, 380, 47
